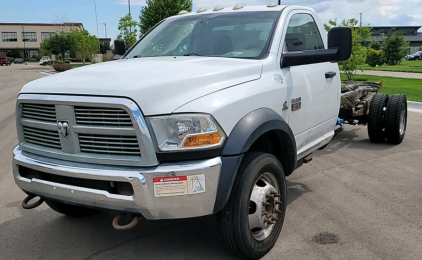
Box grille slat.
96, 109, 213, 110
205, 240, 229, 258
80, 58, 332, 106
22, 104, 56, 122
75, 107, 132, 127
23, 126, 61, 149
79, 134, 141, 156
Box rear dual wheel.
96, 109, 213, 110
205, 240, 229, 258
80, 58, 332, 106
368, 93, 407, 144
218, 153, 287, 259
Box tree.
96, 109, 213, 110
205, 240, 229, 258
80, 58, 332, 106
117, 14, 138, 49
324, 18, 371, 81
382, 31, 409, 65
70, 29, 99, 64
41, 33, 76, 62
139, 0, 193, 35
366, 42, 385, 67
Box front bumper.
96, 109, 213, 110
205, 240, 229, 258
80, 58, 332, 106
13, 146, 222, 220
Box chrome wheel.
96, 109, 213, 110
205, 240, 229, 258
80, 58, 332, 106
399, 106, 406, 135
248, 172, 282, 241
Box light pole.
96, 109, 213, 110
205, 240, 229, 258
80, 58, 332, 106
359, 13, 362, 27
93, 0, 100, 54
128, 0, 131, 15
102, 23, 107, 38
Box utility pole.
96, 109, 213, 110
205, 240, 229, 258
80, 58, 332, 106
359, 13, 362, 27
22, 26, 26, 59
278, 0, 281, 5
102, 23, 107, 38
128, 0, 132, 34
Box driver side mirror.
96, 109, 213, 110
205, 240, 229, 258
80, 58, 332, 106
280, 27, 352, 68
114, 39, 126, 60
328, 27, 352, 62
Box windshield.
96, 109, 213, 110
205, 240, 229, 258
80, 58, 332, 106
125, 11, 280, 59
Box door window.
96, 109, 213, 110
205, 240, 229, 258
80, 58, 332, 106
285, 14, 324, 52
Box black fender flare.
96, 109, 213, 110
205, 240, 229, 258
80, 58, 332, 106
213, 108, 297, 212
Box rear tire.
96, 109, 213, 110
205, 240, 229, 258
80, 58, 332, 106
368, 93, 389, 143
218, 153, 287, 259
385, 94, 407, 144
45, 199, 97, 217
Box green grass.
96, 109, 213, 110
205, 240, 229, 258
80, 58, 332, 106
341, 74, 422, 102
71, 64, 91, 68
359, 60, 422, 73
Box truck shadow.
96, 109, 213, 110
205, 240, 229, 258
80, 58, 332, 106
317, 127, 394, 156
1, 181, 309, 260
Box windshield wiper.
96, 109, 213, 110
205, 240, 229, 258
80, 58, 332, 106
133, 55, 142, 58
183, 53, 203, 56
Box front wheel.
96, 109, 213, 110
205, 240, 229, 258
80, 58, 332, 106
218, 153, 287, 259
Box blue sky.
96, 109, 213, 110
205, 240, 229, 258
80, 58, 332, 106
2, 0, 422, 42
1, 0, 142, 41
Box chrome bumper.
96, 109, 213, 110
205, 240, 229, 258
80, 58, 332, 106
12, 146, 222, 220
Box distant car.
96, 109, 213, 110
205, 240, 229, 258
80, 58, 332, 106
14, 58, 24, 64
405, 51, 422, 60
39, 56, 51, 65
0, 57, 11, 66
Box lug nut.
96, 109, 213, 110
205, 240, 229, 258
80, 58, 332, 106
275, 209, 282, 214
274, 194, 281, 198
275, 201, 282, 205
271, 217, 279, 221
262, 202, 270, 206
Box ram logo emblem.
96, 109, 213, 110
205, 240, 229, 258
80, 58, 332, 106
57, 121, 70, 138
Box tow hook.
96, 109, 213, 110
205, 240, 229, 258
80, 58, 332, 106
22, 195, 45, 209
112, 213, 140, 230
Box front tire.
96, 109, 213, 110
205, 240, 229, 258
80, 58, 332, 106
218, 153, 287, 259
385, 94, 407, 144
45, 199, 97, 217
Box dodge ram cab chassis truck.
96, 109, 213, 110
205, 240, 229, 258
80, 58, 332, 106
12, 4, 406, 259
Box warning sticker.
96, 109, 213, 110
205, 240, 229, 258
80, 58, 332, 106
153, 175, 206, 197
153, 176, 187, 197
187, 174, 206, 194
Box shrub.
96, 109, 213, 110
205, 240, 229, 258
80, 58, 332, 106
366, 48, 385, 67
53, 63, 73, 72
64, 60, 71, 64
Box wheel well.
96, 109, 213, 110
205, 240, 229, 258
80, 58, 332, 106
247, 130, 296, 176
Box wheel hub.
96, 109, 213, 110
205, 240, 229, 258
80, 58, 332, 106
248, 173, 282, 241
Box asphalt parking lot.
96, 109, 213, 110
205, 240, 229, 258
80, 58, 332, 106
1, 64, 421, 259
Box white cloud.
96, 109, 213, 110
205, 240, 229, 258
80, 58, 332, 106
116, 0, 422, 27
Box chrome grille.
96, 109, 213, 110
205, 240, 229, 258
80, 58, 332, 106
23, 126, 61, 149
79, 134, 140, 156
17, 95, 158, 167
22, 104, 56, 122
75, 107, 132, 127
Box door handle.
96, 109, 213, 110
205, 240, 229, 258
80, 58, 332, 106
325, 71, 337, 78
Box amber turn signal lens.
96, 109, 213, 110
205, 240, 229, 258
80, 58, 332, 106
182, 132, 221, 147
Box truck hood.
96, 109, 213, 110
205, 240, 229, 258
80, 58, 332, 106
21, 57, 262, 115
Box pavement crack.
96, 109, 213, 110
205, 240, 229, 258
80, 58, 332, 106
82, 236, 142, 260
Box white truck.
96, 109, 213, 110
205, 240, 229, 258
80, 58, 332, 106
12, 4, 407, 259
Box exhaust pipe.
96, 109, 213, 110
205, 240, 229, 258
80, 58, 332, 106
22, 195, 44, 209
112, 213, 139, 230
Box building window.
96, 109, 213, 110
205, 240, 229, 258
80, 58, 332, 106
25, 50, 39, 58
2, 32, 18, 42
22, 32, 37, 42
41, 32, 55, 42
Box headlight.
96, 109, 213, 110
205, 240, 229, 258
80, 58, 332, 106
147, 114, 226, 152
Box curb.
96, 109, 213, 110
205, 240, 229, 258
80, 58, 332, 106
408, 101, 422, 113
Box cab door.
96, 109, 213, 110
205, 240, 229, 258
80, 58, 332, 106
280, 11, 340, 156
